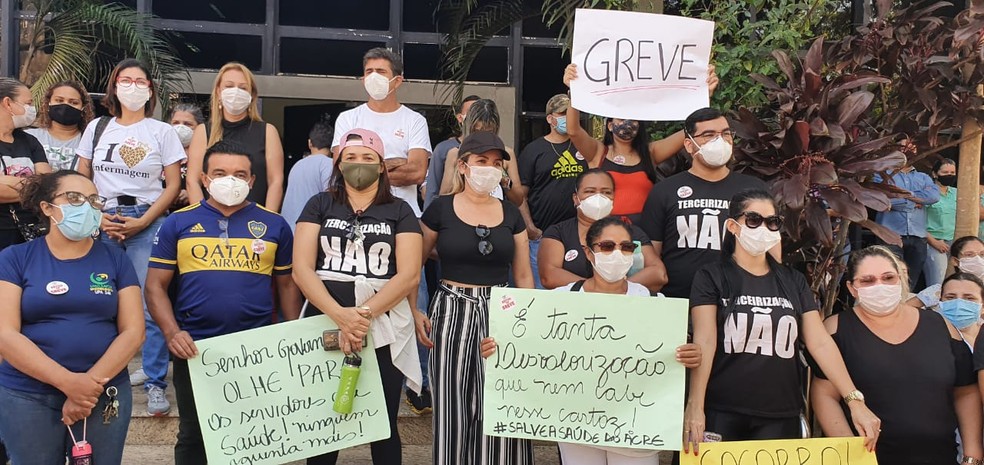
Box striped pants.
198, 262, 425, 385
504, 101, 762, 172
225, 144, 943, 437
429, 283, 534, 465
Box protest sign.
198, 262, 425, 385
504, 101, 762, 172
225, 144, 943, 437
569, 9, 715, 121
483, 288, 688, 451
681, 437, 877, 465
188, 315, 389, 465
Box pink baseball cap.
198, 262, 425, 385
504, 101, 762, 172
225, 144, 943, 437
338, 129, 385, 158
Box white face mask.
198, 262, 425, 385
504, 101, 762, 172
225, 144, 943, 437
207, 175, 251, 206
364, 72, 396, 101
172, 124, 194, 147
578, 193, 614, 221
220, 87, 252, 116
466, 165, 501, 195
117, 85, 151, 112
959, 256, 984, 279
690, 135, 733, 168
10, 102, 36, 129
591, 249, 634, 283
733, 220, 781, 256
856, 283, 903, 315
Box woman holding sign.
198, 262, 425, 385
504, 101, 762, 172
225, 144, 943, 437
686, 189, 881, 452
812, 246, 983, 465
562, 63, 718, 222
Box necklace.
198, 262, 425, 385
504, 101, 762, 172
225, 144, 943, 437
349, 197, 374, 215
550, 139, 573, 159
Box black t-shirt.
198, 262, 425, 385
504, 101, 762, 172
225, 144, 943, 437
690, 262, 817, 418
542, 217, 650, 279
422, 195, 525, 285
0, 130, 46, 231
297, 192, 421, 307
208, 119, 268, 205
640, 170, 768, 298
518, 137, 586, 229
833, 309, 973, 464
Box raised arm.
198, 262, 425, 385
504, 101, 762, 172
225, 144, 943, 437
563, 64, 605, 165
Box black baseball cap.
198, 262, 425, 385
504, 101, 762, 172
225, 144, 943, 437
458, 131, 510, 160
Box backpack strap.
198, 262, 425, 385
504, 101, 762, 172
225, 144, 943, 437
570, 280, 586, 292
71, 116, 111, 171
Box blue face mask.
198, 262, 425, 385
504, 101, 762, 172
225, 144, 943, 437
938, 298, 982, 329
54, 202, 102, 241
554, 116, 568, 135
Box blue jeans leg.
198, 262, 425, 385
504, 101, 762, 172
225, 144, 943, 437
529, 238, 543, 290
923, 239, 951, 289
416, 267, 430, 389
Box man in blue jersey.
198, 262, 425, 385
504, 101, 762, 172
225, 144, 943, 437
146, 140, 301, 465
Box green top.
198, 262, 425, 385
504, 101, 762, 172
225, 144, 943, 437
926, 186, 957, 240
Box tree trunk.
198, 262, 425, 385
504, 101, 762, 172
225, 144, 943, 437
954, 84, 984, 240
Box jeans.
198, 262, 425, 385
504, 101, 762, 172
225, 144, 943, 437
0, 380, 132, 465
416, 264, 431, 389
529, 238, 544, 290
884, 235, 928, 290
100, 204, 168, 390
172, 358, 206, 465
924, 239, 952, 289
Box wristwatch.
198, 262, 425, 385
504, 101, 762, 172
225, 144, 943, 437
358, 305, 372, 319
843, 390, 865, 403
962, 457, 983, 465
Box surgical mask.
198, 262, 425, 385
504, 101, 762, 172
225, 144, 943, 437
591, 249, 634, 283
117, 85, 151, 112
691, 135, 733, 168
172, 124, 194, 147
611, 120, 639, 141
554, 116, 568, 135
938, 299, 982, 330
220, 87, 252, 116
466, 165, 501, 195
53, 202, 101, 241
48, 104, 83, 127
734, 220, 781, 257
207, 175, 250, 206
364, 72, 395, 101
856, 283, 903, 315
578, 194, 613, 221
959, 256, 984, 279
339, 162, 381, 191
10, 102, 36, 129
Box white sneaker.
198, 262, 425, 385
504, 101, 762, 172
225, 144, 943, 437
146, 385, 171, 416
129, 368, 149, 386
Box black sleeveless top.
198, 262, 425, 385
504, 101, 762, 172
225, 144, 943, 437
207, 119, 268, 205
829, 309, 973, 465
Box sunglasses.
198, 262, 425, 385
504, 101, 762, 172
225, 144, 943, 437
736, 211, 784, 232
476, 224, 493, 256
852, 273, 900, 288
590, 240, 637, 254
217, 218, 229, 246
345, 215, 365, 245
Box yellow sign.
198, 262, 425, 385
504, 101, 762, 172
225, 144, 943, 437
681, 437, 877, 465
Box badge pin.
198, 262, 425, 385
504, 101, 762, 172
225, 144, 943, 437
564, 249, 579, 262
251, 239, 267, 254
677, 186, 693, 199
46, 281, 69, 295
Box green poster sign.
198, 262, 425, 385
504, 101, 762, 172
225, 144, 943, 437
484, 288, 689, 451
188, 315, 389, 464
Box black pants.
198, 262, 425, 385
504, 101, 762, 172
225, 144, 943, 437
705, 409, 801, 441
173, 357, 207, 465
308, 345, 404, 465
0, 438, 7, 464
885, 235, 927, 290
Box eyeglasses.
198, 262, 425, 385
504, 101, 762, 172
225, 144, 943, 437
53, 191, 107, 210
476, 224, 493, 256
345, 216, 365, 245
737, 211, 784, 232
691, 130, 735, 142
116, 77, 151, 89
852, 273, 901, 288
590, 240, 637, 254
217, 218, 229, 246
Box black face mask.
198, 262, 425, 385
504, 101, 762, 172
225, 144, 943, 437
48, 104, 83, 127
611, 120, 639, 141
938, 175, 957, 187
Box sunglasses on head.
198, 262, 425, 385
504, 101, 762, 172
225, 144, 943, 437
589, 240, 637, 254
345, 215, 365, 244
736, 211, 783, 232
476, 224, 493, 256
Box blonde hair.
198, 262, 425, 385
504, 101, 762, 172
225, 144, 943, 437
449, 153, 468, 194
450, 98, 502, 195
207, 62, 262, 147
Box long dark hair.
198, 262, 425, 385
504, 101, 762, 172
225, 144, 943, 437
721, 188, 779, 259
329, 137, 395, 208
603, 118, 657, 183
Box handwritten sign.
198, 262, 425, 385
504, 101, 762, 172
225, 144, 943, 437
570, 9, 714, 121
483, 288, 688, 451
188, 315, 389, 465
682, 437, 878, 465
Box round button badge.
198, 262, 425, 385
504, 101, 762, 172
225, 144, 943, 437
46, 281, 69, 295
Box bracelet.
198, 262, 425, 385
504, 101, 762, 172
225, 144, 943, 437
963, 457, 983, 465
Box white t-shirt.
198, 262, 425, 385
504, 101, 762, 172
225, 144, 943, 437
557, 280, 651, 296
332, 104, 432, 216
76, 118, 186, 210
25, 128, 81, 171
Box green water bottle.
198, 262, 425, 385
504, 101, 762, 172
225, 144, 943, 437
333, 353, 362, 414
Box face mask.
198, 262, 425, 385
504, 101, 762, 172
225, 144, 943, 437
207, 175, 250, 206
938, 299, 983, 329
10, 102, 36, 129
339, 162, 381, 191
578, 193, 613, 221
856, 283, 903, 315
172, 124, 194, 147
116, 85, 151, 112
48, 104, 83, 127
937, 175, 957, 188
611, 120, 639, 141
733, 220, 781, 256
959, 256, 984, 279
690, 135, 733, 168
364, 72, 396, 101
591, 249, 634, 283
52, 202, 101, 241
554, 116, 568, 135
221, 87, 252, 116
466, 165, 501, 195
